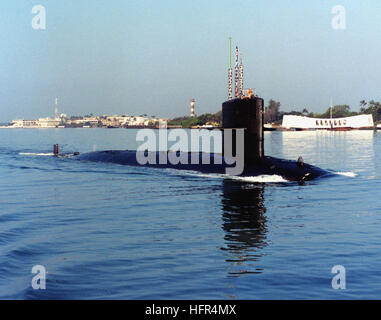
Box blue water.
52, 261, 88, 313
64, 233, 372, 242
0, 128, 380, 299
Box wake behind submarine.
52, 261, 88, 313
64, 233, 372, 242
71, 94, 333, 182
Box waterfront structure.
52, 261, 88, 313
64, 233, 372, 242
11, 96, 63, 128
66, 117, 99, 127
8, 114, 166, 128
11, 118, 61, 128
282, 114, 374, 130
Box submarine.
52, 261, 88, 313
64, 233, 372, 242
72, 93, 333, 182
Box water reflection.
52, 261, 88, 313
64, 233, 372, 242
279, 130, 376, 170
221, 180, 267, 277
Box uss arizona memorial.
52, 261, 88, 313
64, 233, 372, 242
282, 114, 374, 130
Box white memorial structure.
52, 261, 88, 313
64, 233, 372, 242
282, 114, 374, 130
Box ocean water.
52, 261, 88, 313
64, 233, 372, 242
0, 128, 380, 299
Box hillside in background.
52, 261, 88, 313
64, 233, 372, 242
168, 111, 222, 128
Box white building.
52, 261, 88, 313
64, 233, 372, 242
69, 117, 99, 125
36, 117, 61, 128
282, 114, 374, 130
11, 118, 60, 128
11, 119, 38, 127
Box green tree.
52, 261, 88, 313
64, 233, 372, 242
365, 100, 381, 122
168, 110, 222, 128
320, 105, 352, 118
264, 99, 281, 123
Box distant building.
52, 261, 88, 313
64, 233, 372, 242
68, 117, 99, 126
37, 117, 61, 128
282, 114, 374, 130
11, 118, 61, 128
9, 114, 166, 128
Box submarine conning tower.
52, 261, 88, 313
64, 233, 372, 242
222, 96, 264, 166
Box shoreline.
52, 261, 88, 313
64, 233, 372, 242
1, 126, 379, 131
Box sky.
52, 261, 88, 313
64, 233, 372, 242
1, 0, 381, 122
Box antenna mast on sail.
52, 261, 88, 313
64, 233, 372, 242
227, 38, 233, 100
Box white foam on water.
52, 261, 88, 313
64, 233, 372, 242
19, 152, 54, 156
176, 170, 289, 183
334, 171, 358, 178
229, 174, 289, 183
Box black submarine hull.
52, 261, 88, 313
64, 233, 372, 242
72, 97, 333, 182
74, 150, 332, 182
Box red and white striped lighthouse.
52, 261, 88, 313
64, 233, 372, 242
190, 99, 195, 118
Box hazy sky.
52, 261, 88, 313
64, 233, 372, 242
1, 0, 381, 121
